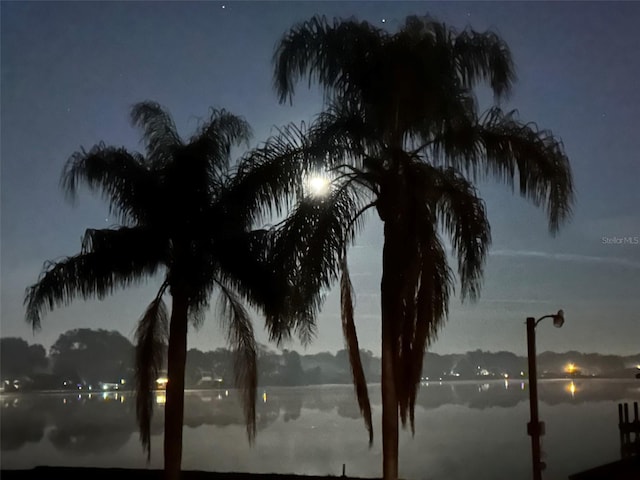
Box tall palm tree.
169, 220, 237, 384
242, 15, 575, 480
24, 101, 300, 480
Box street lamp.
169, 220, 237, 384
526, 309, 564, 480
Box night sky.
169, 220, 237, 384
2, 1, 639, 357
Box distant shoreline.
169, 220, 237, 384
1, 376, 638, 396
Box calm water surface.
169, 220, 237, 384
2, 380, 639, 479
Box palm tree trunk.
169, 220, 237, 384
381, 219, 400, 480
164, 290, 189, 480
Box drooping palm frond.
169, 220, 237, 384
216, 282, 258, 443
406, 228, 452, 430
268, 182, 371, 345
309, 100, 385, 164
450, 25, 516, 99
432, 107, 574, 233
130, 101, 183, 165
232, 121, 355, 228
377, 173, 456, 432
80, 226, 168, 261
415, 164, 491, 301
273, 15, 387, 104
61, 144, 157, 224
24, 227, 165, 330
230, 123, 310, 226
203, 227, 293, 333
134, 285, 169, 461
340, 255, 373, 445
190, 108, 252, 175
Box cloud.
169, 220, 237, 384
490, 249, 640, 269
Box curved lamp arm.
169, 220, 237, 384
534, 309, 565, 328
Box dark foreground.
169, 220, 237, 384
4, 461, 640, 480
0, 468, 372, 480
569, 456, 640, 480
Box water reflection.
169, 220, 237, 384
1, 380, 638, 457
1, 396, 46, 451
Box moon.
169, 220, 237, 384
308, 176, 330, 196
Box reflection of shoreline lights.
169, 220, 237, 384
262, 391, 267, 403
156, 392, 166, 405
566, 381, 577, 398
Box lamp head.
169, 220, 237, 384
553, 309, 565, 328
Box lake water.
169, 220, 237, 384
2, 380, 639, 479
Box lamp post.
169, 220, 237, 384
526, 309, 565, 480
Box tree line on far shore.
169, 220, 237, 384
3, 328, 638, 391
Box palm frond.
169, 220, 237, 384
188, 303, 207, 330
267, 182, 370, 345
61, 144, 156, 224
130, 101, 182, 165
232, 122, 328, 226
407, 229, 452, 430
416, 164, 491, 301
433, 107, 574, 233
191, 109, 252, 156
24, 227, 165, 330
216, 282, 258, 443
201, 227, 290, 327
452, 26, 516, 100
134, 285, 169, 461
340, 256, 373, 445
273, 15, 386, 104
379, 188, 453, 432
309, 101, 384, 163
189, 109, 252, 185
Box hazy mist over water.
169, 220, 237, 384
2, 380, 639, 479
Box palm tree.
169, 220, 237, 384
242, 15, 575, 480
24, 101, 300, 480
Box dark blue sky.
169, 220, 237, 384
2, 1, 639, 356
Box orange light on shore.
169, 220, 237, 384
156, 377, 168, 389
565, 363, 576, 374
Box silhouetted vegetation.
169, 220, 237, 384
258, 13, 577, 480
22, 102, 315, 480
2, 332, 638, 392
